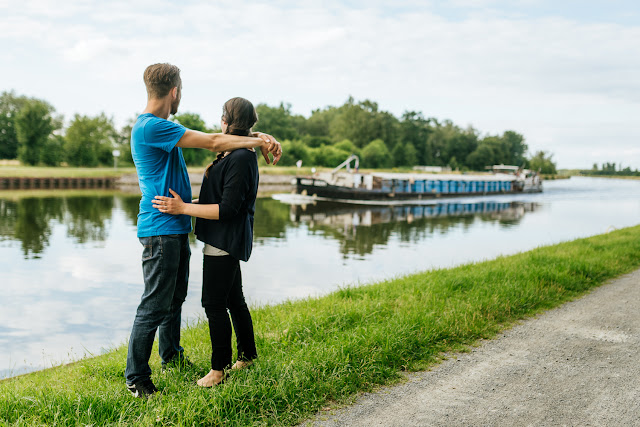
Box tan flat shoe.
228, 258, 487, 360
231, 360, 253, 370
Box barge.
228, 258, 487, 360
292, 156, 542, 204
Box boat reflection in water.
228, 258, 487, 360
287, 199, 539, 234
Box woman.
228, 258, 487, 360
153, 97, 260, 387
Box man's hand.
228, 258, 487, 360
153, 189, 186, 215
254, 132, 282, 165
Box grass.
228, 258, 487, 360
580, 175, 640, 180
0, 166, 137, 178
2, 226, 640, 426
558, 169, 640, 180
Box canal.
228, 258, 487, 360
1, 176, 639, 378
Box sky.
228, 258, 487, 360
1, 0, 639, 169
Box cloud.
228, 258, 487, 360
0, 0, 639, 167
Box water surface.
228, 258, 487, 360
1, 177, 639, 378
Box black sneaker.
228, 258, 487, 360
126, 379, 158, 398
161, 355, 194, 373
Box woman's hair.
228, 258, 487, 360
222, 97, 258, 137
206, 97, 258, 176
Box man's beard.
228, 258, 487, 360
170, 99, 180, 115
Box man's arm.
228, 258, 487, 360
154, 153, 254, 219
153, 189, 219, 219
176, 130, 282, 165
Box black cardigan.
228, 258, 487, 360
194, 149, 259, 261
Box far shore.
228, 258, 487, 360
0, 164, 597, 179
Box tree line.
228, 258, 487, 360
580, 162, 640, 177
0, 92, 129, 167
0, 91, 557, 173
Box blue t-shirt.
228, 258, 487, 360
131, 113, 191, 237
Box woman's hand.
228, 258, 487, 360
153, 189, 185, 215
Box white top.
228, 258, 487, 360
203, 244, 229, 256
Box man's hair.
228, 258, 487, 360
143, 63, 181, 99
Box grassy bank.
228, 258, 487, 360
2, 226, 640, 426
559, 169, 640, 180
579, 175, 640, 180
0, 166, 137, 178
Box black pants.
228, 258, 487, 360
202, 255, 257, 371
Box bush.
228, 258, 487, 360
40, 135, 65, 166
333, 139, 358, 155
361, 139, 392, 168
268, 140, 312, 167
64, 114, 116, 167
310, 145, 351, 167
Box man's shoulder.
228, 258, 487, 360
135, 114, 183, 131
132, 114, 157, 140
132, 114, 186, 148
133, 113, 156, 129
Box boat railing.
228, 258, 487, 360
331, 154, 360, 176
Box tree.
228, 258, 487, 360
305, 107, 338, 139
528, 151, 557, 174
0, 91, 29, 159
330, 98, 399, 148
501, 130, 528, 165
301, 134, 332, 148
268, 140, 311, 167
392, 142, 408, 167
332, 139, 358, 155
113, 116, 137, 166
399, 111, 433, 165
479, 136, 510, 165
64, 113, 116, 166
40, 134, 65, 166
404, 143, 418, 167
444, 128, 478, 168
465, 144, 497, 171
311, 145, 351, 167
361, 139, 392, 168
254, 103, 302, 141
15, 99, 58, 165
425, 119, 458, 166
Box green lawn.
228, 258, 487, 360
2, 226, 640, 426
0, 166, 137, 178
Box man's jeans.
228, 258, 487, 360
125, 234, 190, 385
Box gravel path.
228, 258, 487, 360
305, 269, 640, 426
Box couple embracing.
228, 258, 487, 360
125, 63, 282, 397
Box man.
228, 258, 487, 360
125, 63, 281, 398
